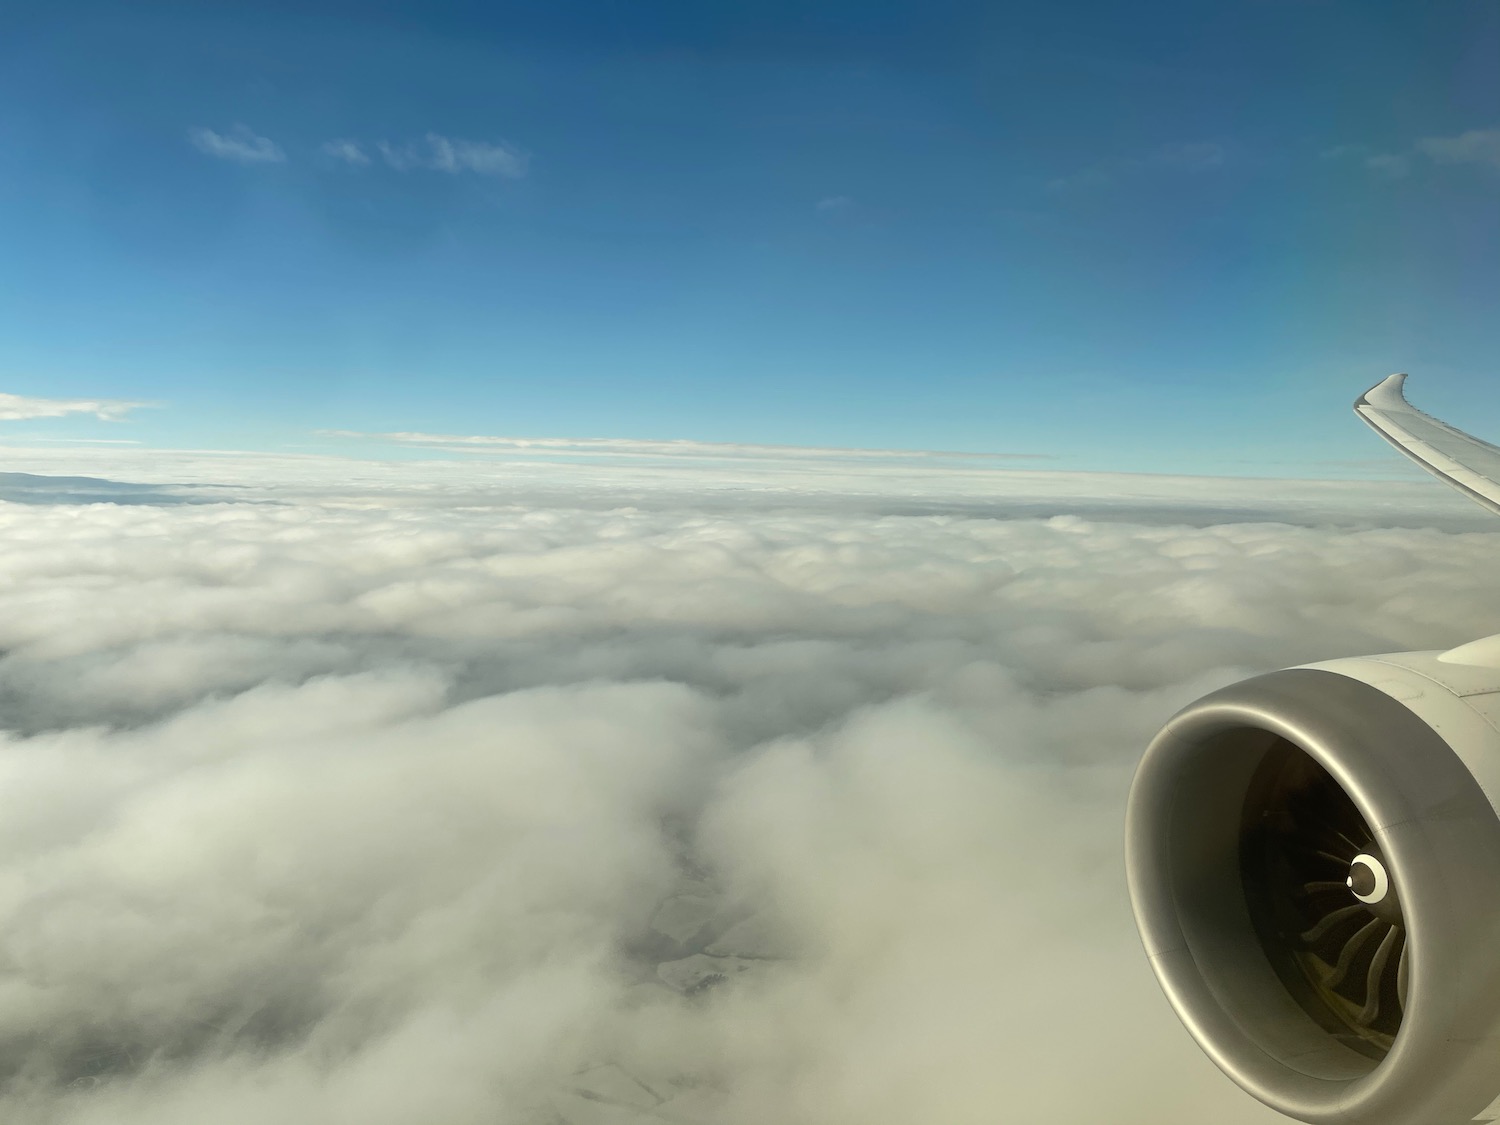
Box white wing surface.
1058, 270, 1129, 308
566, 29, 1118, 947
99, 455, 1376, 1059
1355, 373, 1500, 517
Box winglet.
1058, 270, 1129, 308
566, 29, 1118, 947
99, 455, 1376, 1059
1354, 372, 1409, 414
1355, 374, 1500, 517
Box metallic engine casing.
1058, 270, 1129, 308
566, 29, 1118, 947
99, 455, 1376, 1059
1127, 648, 1500, 1125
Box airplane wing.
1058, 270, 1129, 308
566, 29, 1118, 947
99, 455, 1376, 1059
1355, 373, 1500, 517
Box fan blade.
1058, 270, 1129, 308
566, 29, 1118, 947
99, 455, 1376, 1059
1300, 903, 1366, 944
1290, 844, 1354, 868
1301, 880, 1352, 895
1358, 925, 1401, 1027
1327, 917, 1383, 989
1332, 829, 1367, 851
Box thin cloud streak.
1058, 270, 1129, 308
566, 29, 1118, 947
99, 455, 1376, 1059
376, 133, 530, 177
1365, 152, 1411, 178
320, 138, 371, 165
1321, 125, 1500, 177
1047, 140, 1230, 192
188, 125, 286, 165
1417, 127, 1500, 169
0, 392, 145, 422
319, 429, 1055, 464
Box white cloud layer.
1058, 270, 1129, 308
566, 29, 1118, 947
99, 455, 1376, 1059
188, 126, 286, 166
0, 393, 142, 422
0, 452, 1497, 1123
376, 134, 530, 178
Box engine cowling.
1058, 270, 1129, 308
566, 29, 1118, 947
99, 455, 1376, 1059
1127, 639, 1500, 1125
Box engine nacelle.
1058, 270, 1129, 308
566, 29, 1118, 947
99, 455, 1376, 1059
1127, 638, 1500, 1125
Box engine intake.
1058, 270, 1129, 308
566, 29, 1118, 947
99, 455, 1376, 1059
1127, 659, 1500, 1125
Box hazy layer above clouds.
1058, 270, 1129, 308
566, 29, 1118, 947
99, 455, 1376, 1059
1, 452, 1498, 1125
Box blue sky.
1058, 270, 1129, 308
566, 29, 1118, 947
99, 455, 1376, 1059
2, 0, 1498, 475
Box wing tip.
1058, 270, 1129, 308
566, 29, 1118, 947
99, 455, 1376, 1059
1351, 371, 1500, 518
1354, 372, 1410, 413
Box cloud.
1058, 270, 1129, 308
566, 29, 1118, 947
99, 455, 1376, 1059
1155, 141, 1227, 171
816, 195, 853, 213
1416, 127, 1500, 169
187, 125, 286, 165
1320, 141, 1411, 179
0, 449, 1494, 1123
1048, 140, 1230, 193
377, 133, 529, 178
1046, 166, 1114, 193
0, 392, 143, 422
1365, 152, 1411, 178
0, 439, 1489, 532
1322, 126, 1500, 178
320, 139, 371, 166
318, 429, 1053, 466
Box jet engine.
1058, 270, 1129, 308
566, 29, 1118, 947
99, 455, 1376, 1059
1127, 638, 1500, 1125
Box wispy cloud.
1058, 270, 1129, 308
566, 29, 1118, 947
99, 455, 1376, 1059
376, 133, 530, 178
1365, 152, 1411, 178
1154, 142, 1227, 171
1048, 141, 1230, 193
1319, 143, 1367, 160
23, 437, 144, 445
0, 392, 145, 422
1046, 167, 1113, 193
320, 138, 371, 166
318, 430, 1053, 465
816, 195, 853, 213
1323, 126, 1500, 178
1416, 127, 1500, 169
188, 125, 285, 165
1320, 143, 1409, 177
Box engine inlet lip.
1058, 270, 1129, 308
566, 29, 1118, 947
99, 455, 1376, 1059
1126, 667, 1500, 1125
